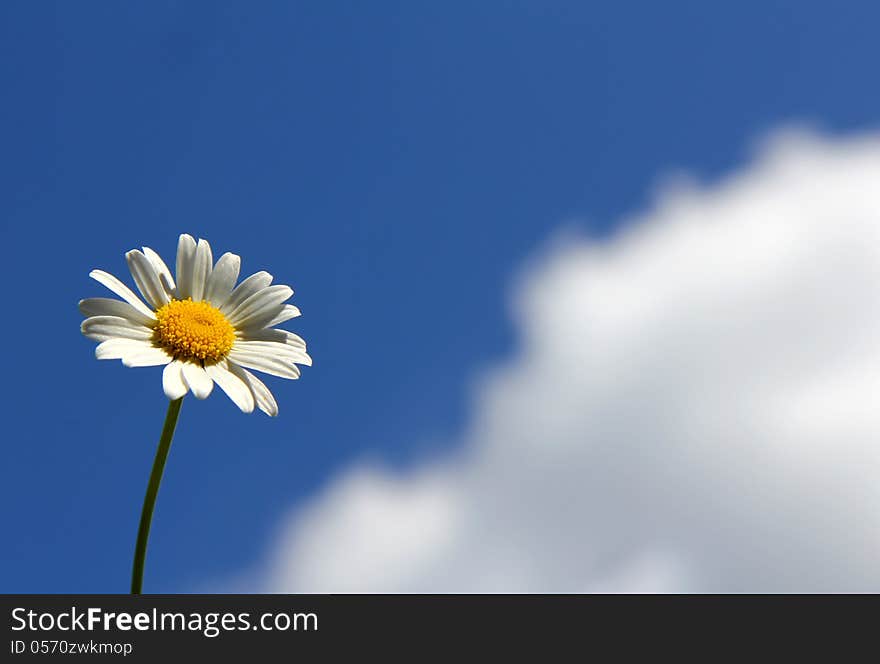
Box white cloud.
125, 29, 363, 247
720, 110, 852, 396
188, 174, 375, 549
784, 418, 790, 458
259, 128, 880, 592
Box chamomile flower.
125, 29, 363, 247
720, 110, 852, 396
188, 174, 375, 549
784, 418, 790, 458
80, 234, 311, 416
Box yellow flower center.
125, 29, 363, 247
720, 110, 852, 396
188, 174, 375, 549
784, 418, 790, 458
153, 298, 235, 363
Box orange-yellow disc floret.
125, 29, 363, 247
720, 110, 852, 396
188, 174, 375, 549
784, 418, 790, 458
153, 298, 235, 363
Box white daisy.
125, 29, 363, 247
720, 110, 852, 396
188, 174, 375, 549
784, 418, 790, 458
79, 233, 311, 415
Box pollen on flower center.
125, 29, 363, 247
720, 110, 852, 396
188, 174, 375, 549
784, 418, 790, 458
153, 298, 235, 363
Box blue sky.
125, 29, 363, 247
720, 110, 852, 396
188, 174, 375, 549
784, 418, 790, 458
2, 2, 880, 592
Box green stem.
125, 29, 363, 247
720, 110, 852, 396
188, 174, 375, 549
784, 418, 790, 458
131, 397, 183, 594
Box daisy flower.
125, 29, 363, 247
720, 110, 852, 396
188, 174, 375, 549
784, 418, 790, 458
80, 233, 311, 416
80, 234, 312, 594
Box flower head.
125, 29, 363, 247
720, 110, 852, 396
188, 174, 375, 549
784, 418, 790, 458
80, 234, 311, 415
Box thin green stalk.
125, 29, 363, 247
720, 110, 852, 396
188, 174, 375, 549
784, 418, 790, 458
131, 397, 183, 594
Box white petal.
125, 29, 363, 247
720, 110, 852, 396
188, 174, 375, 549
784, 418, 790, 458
121, 347, 173, 367
227, 285, 293, 327
190, 238, 213, 301
181, 362, 214, 399
89, 270, 156, 319
126, 250, 170, 309
175, 234, 197, 300
79, 297, 156, 327
243, 328, 307, 350
227, 348, 301, 379
232, 340, 312, 366
205, 361, 255, 413
264, 304, 301, 327
280, 331, 307, 350
81, 315, 154, 342
220, 271, 273, 315
95, 338, 155, 360
204, 252, 241, 308
162, 360, 189, 400
93, 338, 170, 367
143, 246, 176, 294
228, 362, 278, 416
233, 307, 290, 335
